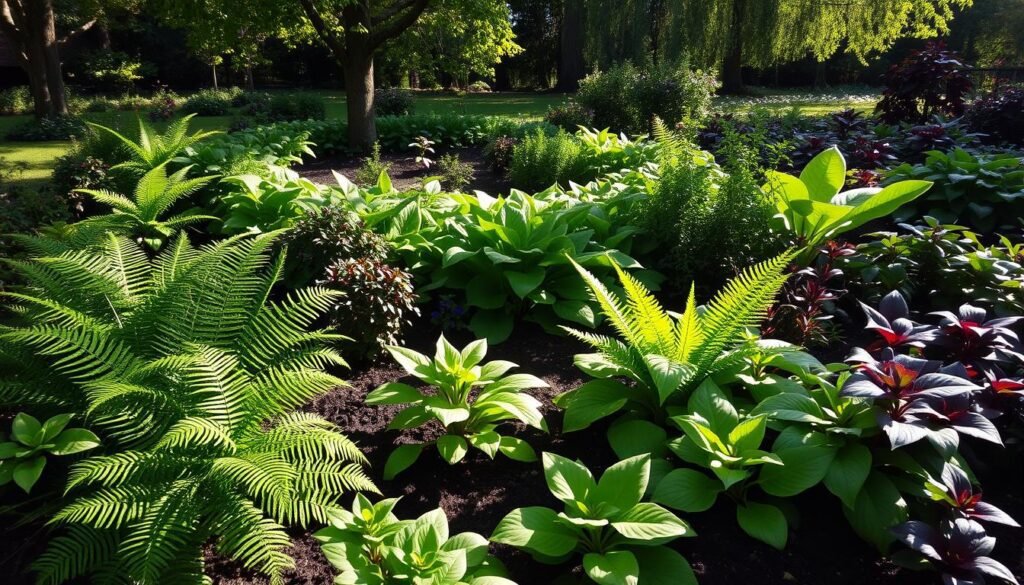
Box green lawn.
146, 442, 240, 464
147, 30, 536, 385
0, 88, 877, 190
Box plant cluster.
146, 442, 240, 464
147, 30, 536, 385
576, 62, 717, 134
180, 88, 239, 116
544, 100, 594, 130
966, 84, 1024, 146
368, 336, 547, 478
876, 42, 974, 125
375, 88, 415, 116
355, 142, 394, 186
436, 153, 474, 192
5, 115, 88, 141
887, 148, 1024, 233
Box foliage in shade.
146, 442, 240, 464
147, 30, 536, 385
0, 233, 375, 584
876, 42, 974, 125
890, 518, 1019, 585
315, 495, 514, 584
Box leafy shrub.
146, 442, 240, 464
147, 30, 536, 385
180, 88, 236, 116
77, 51, 145, 92
368, 336, 547, 478
509, 128, 584, 190
436, 153, 474, 191
637, 125, 779, 287
0, 234, 376, 584
51, 153, 114, 214
492, 453, 696, 584
0, 85, 32, 115
5, 115, 87, 141
282, 206, 417, 353
887, 148, 1024, 233
374, 87, 414, 116
891, 518, 1019, 585
467, 80, 491, 93
268, 92, 326, 121
966, 84, 1024, 146
216, 167, 343, 233
354, 142, 393, 186
316, 496, 511, 583
876, 42, 974, 124
231, 90, 271, 109
842, 218, 1024, 316
147, 95, 177, 121
577, 62, 717, 134
545, 100, 594, 129
183, 123, 312, 175
0, 413, 100, 493
483, 135, 517, 173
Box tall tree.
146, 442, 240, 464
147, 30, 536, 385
1, 0, 69, 117
557, 0, 584, 91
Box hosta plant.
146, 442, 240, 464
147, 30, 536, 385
315, 494, 514, 585
0, 233, 376, 584
217, 166, 345, 234
654, 379, 837, 550
890, 519, 1019, 585
555, 252, 793, 448
764, 146, 932, 261
367, 336, 547, 479
491, 453, 697, 585
0, 413, 100, 493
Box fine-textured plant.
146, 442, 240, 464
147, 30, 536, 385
0, 233, 376, 584
436, 153, 474, 192
491, 453, 696, 585
368, 336, 547, 479
89, 114, 221, 176
556, 251, 794, 441
354, 142, 393, 187
0, 413, 100, 493
315, 494, 514, 585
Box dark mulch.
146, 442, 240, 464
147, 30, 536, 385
295, 147, 512, 195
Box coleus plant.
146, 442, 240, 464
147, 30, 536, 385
925, 463, 1019, 528
860, 290, 936, 350
0, 413, 100, 493
890, 518, 1019, 585
491, 453, 697, 585
927, 303, 1024, 376
315, 494, 514, 585
842, 348, 996, 454
367, 336, 547, 479
763, 146, 932, 262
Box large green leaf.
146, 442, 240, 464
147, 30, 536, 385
49, 428, 101, 456
842, 472, 908, 552
634, 547, 698, 585
607, 419, 667, 459
469, 310, 515, 344
736, 502, 787, 550
437, 435, 469, 464
593, 454, 650, 513
610, 503, 692, 541
542, 453, 595, 505
13, 456, 46, 493
506, 269, 546, 299
833, 180, 933, 233
490, 507, 580, 557
759, 445, 836, 497
383, 444, 425, 480
558, 379, 631, 432
800, 146, 846, 201
583, 551, 639, 585
823, 443, 872, 510
653, 469, 721, 513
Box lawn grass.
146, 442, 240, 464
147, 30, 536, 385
0, 88, 876, 189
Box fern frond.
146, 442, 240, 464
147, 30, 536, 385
612, 263, 674, 355
209, 498, 293, 583
568, 257, 643, 346
33, 525, 122, 585
156, 418, 238, 454
118, 481, 201, 584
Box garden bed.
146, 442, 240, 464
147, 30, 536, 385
198, 319, 1024, 585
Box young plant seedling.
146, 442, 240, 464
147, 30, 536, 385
491, 452, 696, 585
315, 494, 514, 584
368, 335, 548, 479
0, 413, 100, 493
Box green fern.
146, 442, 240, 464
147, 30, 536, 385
1, 233, 375, 585
89, 114, 221, 176
556, 251, 795, 432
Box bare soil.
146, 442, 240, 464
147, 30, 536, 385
296, 147, 512, 195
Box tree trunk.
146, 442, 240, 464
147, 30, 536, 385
556, 0, 585, 92
244, 64, 255, 90
720, 0, 746, 94
211, 63, 218, 89
344, 47, 377, 151
39, 0, 66, 115
813, 60, 828, 89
